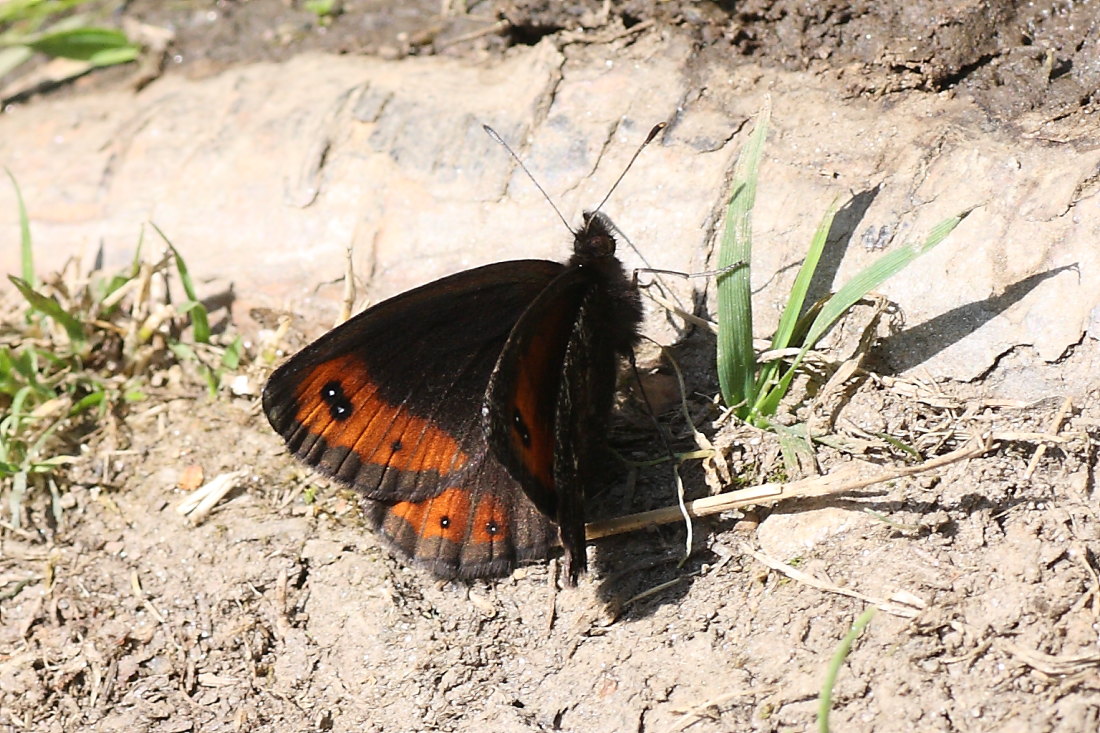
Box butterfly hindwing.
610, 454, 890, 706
361, 453, 559, 579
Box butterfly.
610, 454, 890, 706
262, 124, 664, 583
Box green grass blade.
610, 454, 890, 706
151, 223, 211, 343
221, 336, 243, 370
24, 27, 137, 64
305, 0, 339, 17
87, 45, 139, 67
716, 99, 770, 411
8, 471, 27, 527
168, 341, 196, 363
9, 385, 34, 420
0, 0, 38, 25
0, 44, 33, 84
757, 210, 970, 417
818, 608, 876, 733
875, 432, 922, 460
8, 352, 53, 400
0, 0, 89, 26
769, 421, 815, 477
8, 276, 86, 350
751, 199, 839, 414
0, 348, 15, 395
770, 199, 839, 353
70, 390, 107, 415
803, 211, 970, 350
5, 168, 34, 288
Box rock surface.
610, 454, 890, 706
3, 35, 1096, 384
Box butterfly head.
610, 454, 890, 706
574, 210, 619, 262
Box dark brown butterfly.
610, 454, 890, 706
262, 124, 663, 583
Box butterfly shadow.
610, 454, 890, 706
581, 433, 722, 618
577, 190, 1076, 616
589, 530, 718, 620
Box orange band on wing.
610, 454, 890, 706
513, 367, 554, 489
294, 353, 468, 474
508, 311, 567, 490
389, 487, 509, 544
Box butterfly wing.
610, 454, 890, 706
484, 251, 642, 583
263, 260, 566, 578
482, 268, 592, 510
482, 267, 609, 582
263, 260, 564, 503
360, 456, 558, 579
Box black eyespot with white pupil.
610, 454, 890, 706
321, 380, 352, 420
440, 516, 450, 529
485, 520, 500, 536
512, 408, 531, 446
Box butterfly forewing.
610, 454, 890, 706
484, 235, 642, 583
263, 260, 563, 504
482, 267, 593, 518
262, 260, 576, 578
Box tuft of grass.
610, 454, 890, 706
715, 102, 970, 428
1, 174, 243, 529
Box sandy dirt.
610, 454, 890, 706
2, 2, 1099, 732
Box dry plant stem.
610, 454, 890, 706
435, 19, 510, 49
996, 639, 1100, 676
340, 244, 356, 325
1024, 396, 1073, 479
664, 686, 777, 733
585, 435, 993, 541
654, 341, 708, 557
743, 544, 922, 618
176, 470, 245, 523
643, 288, 717, 332
1068, 544, 1100, 617
560, 17, 654, 45
674, 466, 692, 563
621, 577, 686, 610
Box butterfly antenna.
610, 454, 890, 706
483, 125, 573, 234
590, 122, 667, 216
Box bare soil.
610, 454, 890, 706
3, 2, 1100, 732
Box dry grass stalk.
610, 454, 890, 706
586, 435, 993, 541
